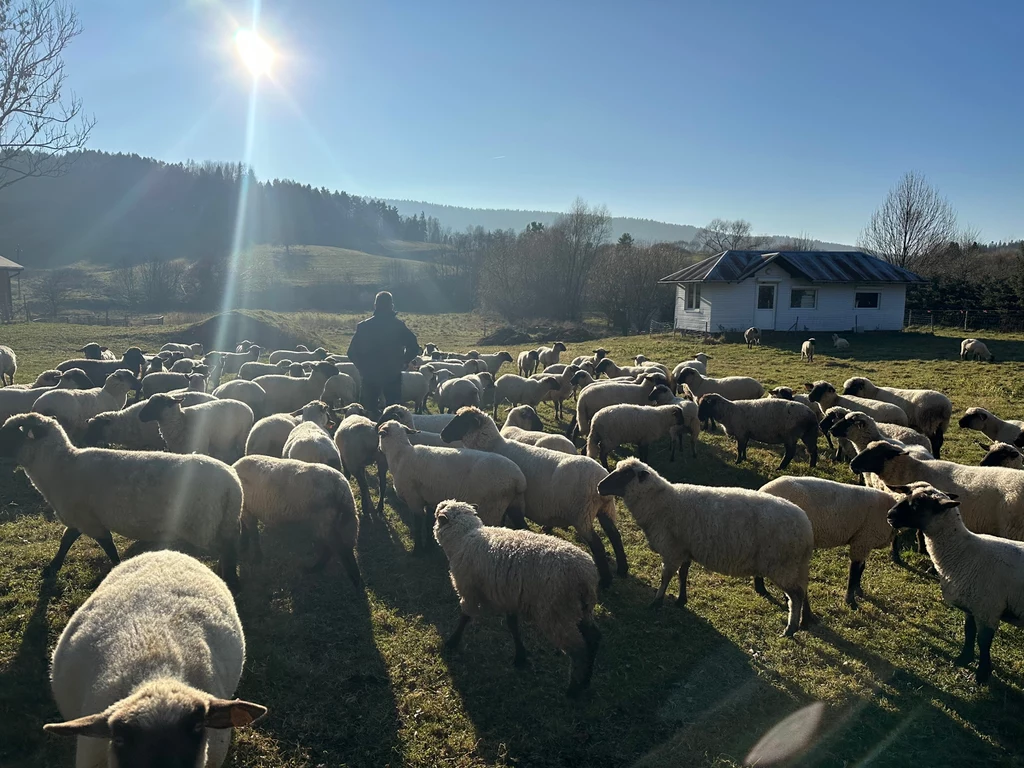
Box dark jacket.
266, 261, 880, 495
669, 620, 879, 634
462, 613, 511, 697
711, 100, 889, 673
346, 310, 420, 382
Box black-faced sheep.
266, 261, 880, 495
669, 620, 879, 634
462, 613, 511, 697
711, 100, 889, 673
697, 393, 818, 470
842, 377, 952, 458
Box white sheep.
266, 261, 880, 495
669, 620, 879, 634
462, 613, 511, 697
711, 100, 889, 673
979, 441, 1024, 469
801, 337, 816, 362
437, 372, 494, 413
569, 373, 672, 441
960, 338, 994, 362
398, 370, 432, 413
887, 483, 1024, 683
675, 367, 763, 403
245, 413, 299, 458
806, 380, 910, 426
205, 345, 261, 376
517, 349, 539, 377
536, 341, 567, 369
282, 401, 342, 471
958, 407, 1024, 445
139, 393, 254, 464
822, 406, 933, 470
233, 455, 361, 583
77, 342, 116, 361
141, 370, 193, 398
832, 333, 850, 350
160, 341, 205, 357
433, 499, 601, 697
169, 357, 196, 373
0, 413, 244, 588
477, 351, 514, 376
587, 402, 698, 467
492, 373, 561, 418
570, 347, 608, 369
83, 391, 216, 450
335, 407, 385, 517
57, 347, 147, 386
321, 371, 359, 409
268, 346, 329, 364
594, 358, 652, 379
254, 360, 338, 414
697, 393, 818, 470
440, 407, 627, 588
744, 327, 761, 348
597, 458, 813, 636
211, 378, 268, 420
44, 551, 265, 767
533, 364, 581, 420
33, 369, 140, 440
843, 377, 953, 458
238, 360, 291, 379
501, 405, 578, 454
671, 353, 709, 383
0, 368, 92, 424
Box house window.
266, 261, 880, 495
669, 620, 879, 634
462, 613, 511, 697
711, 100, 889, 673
757, 285, 775, 309
790, 289, 817, 309
686, 284, 701, 310
855, 291, 880, 309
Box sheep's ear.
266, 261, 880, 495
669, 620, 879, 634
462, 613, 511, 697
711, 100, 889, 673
945, 492, 959, 500
204, 699, 267, 729
43, 712, 111, 738
289, 409, 303, 417
25, 423, 48, 439
100, 347, 109, 352
977, 441, 992, 450
402, 426, 420, 435
436, 510, 450, 526
636, 469, 650, 483
803, 382, 814, 391
939, 498, 961, 509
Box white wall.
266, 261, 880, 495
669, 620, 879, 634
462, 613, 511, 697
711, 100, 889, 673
674, 284, 712, 332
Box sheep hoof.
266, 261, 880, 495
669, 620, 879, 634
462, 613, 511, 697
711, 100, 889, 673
675, 596, 687, 609
975, 666, 992, 685
854, 586, 864, 597
782, 626, 798, 638
598, 576, 613, 590
649, 596, 665, 610
845, 596, 858, 610
954, 652, 974, 668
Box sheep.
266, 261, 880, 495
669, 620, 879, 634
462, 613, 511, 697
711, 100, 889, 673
245, 413, 299, 458
289, 363, 307, 377
887, 483, 1024, 683
56, 346, 147, 386
397, 370, 432, 413
433, 499, 600, 697
517, 349, 540, 377
205, 345, 261, 376
843, 377, 953, 458
440, 407, 627, 588
671, 354, 708, 383
806, 380, 910, 426
321, 370, 359, 410
378, 420, 528, 550
477, 351, 515, 376
758, 476, 896, 608
169, 357, 196, 373
334, 409, 384, 517
327, 354, 350, 364
235, 339, 253, 353
598, 458, 813, 635
801, 338, 816, 362
77, 342, 116, 361
0, 369, 92, 424
571, 348, 608, 368
437, 372, 494, 413
83, 391, 216, 450
850, 440, 1024, 542
501, 405, 577, 454
0, 413, 244, 588
140, 370, 193, 398
534, 364, 581, 420
697, 393, 818, 470
254, 361, 339, 415
960, 338, 994, 362
212, 378, 267, 420
139, 393, 254, 464
676, 367, 763, 402
238, 359, 291, 380
7, 368, 63, 389
958, 407, 1024, 445
268, 346, 329, 364
768, 386, 816, 410
824, 408, 933, 456
535, 341, 567, 369
282, 401, 342, 471
594, 358, 651, 380
587, 402, 698, 468
296, 344, 310, 352
569, 373, 672, 441
233, 455, 361, 582
832, 333, 850, 350
330, 362, 362, 396
33, 369, 141, 440
43, 551, 265, 767
160, 341, 205, 357
744, 327, 761, 348
492, 374, 561, 418
979, 441, 1023, 469
143, 356, 165, 376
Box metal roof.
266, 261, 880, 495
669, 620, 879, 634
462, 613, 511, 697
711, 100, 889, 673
0, 255, 23, 271
658, 250, 926, 285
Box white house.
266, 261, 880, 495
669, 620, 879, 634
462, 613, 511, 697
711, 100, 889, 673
658, 250, 926, 333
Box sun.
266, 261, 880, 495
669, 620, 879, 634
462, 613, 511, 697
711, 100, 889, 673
235, 29, 275, 77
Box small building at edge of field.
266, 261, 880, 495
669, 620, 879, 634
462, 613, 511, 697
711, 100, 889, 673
0, 254, 23, 323
658, 250, 926, 333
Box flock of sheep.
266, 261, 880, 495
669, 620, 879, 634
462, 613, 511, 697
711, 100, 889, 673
0, 328, 1022, 766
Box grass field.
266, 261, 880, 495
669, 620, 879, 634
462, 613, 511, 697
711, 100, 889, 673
2, 315, 1024, 767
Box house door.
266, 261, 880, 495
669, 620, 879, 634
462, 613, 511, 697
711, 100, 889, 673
754, 283, 777, 330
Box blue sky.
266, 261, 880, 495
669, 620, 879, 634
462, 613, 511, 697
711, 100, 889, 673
65, 0, 1023, 244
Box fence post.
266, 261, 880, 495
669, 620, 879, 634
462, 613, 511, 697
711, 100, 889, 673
930, 314, 934, 333
907, 310, 912, 327
964, 311, 969, 331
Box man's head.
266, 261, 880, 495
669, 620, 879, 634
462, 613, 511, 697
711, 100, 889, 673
374, 291, 394, 314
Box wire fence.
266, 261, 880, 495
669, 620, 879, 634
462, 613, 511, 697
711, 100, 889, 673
905, 309, 1024, 333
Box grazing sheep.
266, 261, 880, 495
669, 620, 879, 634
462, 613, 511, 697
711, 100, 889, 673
282, 401, 342, 471
254, 361, 338, 414
140, 370, 193, 398
587, 402, 697, 468
979, 441, 1024, 469
759, 476, 896, 608
56, 346, 147, 386
825, 408, 934, 467
832, 333, 850, 350
44, 551, 265, 768
169, 357, 196, 373
960, 338, 994, 362
843, 377, 953, 458
268, 346, 329, 364
0, 369, 92, 424
887, 483, 1024, 683
83, 392, 216, 450
501, 405, 578, 454
233, 455, 361, 583
160, 342, 205, 357
7, 369, 63, 389
571, 348, 609, 369
0, 413, 244, 588
569, 373, 672, 441
676, 367, 763, 402
807, 380, 910, 426
477, 351, 514, 376
33, 369, 141, 440
598, 458, 813, 635
671, 353, 710, 384
205, 345, 261, 376
536, 341, 567, 369
434, 500, 600, 697
441, 407, 627, 588
492, 374, 561, 418
958, 407, 1024, 445
238, 360, 291, 380
768, 385, 816, 410
245, 413, 299, 458
212, 378, 268, 420
335, 408, 385, 517
517, 349, 540, 377
78, 342, 116, 361
801, 338, 816, 362
594, 358, 651, 380
697, 393, 818, 470
139, 393, 254, 464
744, 327, 761, 348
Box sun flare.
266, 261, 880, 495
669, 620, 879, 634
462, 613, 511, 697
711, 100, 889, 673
235, 29, 275, 77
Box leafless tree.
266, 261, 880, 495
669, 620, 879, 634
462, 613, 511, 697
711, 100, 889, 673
0, 1, 93, 191
921, 224, 982, 282
858, 171, 957, 270
547, 198, 611, 320
138, 256, 184, 307
593, 238, 681, 334
33, 266, 81, 316
779, 232, 816, 251
692, 218, 769, 253
109, 259, 141, 310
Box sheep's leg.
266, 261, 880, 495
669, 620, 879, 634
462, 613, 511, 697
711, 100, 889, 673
890, 536, 903, 563
444, 613, 471, 651
43, 527, 82, 577
676, 561, 691, 607
581, 527, 613, 589
249, 523, 263, 565
305, 542, 331, 573
778, 442, 797, 470
353, 468, 374, 518
753, 576, 771, 600
781, 586, 805, 637
976, 625, 995, 684
503, 506, 527, 529
597, 509, 628, 577
336, 543, 363, 588
916, 529, 927, 554
845, 560, 866, 608
805, 437, 817, 468
506, 614, 528, 667
650, 561, 675, 608
638, 443, 650, 462
736, 437, 748, 463
219, 541, 240, 592
931, 428, 945, 460
599, 447, 609, 470
954, 612, 977, 667
376, 457, 388, 516
566, 620, 601, 698
669, 436, 676, 462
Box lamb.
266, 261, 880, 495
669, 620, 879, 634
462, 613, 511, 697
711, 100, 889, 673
254, 360, 339, 414
979, 442, 1023, 469
212, 378, 268, 420
238, 359, 291, 380
758, 476, 896, 608
282, 401, 342, 471
960, 338, 994, 362
433, 500, 600, 697
492, 374, 561, 418
477, 351, 514, 376
571, 348, 608, 368
43, 551, 265, 767
33, 369, 141, 440
696, 393, 818, 470
0, 413, 244, 587
597, 458, 813, 636
83, 392, 216, 450
801, 337, 816, 362
501, 405, 578, 454
569, 373, 672, 440
378, 420, 528, 550
676, 367, 763, 402
160, 341, 205, 357
205, 345, 261, 376
139, 393, 254, 464
140, 370, 193, 398
233, 455, 361, 583
441, 407, 627, 588
807, 380, 910, 426
268, 346, 329, 364
438, 372, 494, 413
832, 333, 850, 350
56, 346, 147, 386
517, 349, 540, 377
958, 407, 1024, 445
587, 402, 698, 468
534, 364, 581, 420
744, 327, 761, 348
843, 377, 953, 458
78, 342, 116, 361
536, 341, 567, 369
0, 369, 92, 424
335, 408, 385, 517
887, 483, 1024, 683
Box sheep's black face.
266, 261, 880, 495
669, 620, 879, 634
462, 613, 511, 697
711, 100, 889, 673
648, 385, 672, 402
843, 379, 867, 396
0, 422, 27, 457
770, 387, 794, 400
806, 382, 834, 403
138, 398, 172, 423
981, 445, 1020, 467
104, 705, 209, 768
849, 442, 904, 474
310, 362, 336, 379
82, 417, 111, 447
523, 408, 543, 431
440, 409, 484, 443
595, 359, 613, 375
696, 396, 719, 422
958, 411, 983, 429
499, 352, 513, 363
886, 488, 959, 530
597, 464, 650, 496
828, 415, 855, 438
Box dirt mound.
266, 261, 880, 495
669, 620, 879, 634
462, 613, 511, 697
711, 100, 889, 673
478, 324, 599, 346
177, 310, 327, 353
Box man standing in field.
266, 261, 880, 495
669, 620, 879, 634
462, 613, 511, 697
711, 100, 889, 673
347, 291, 420, 415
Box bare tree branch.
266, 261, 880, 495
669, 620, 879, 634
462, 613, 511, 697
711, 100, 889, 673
692, 218, 769, 253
